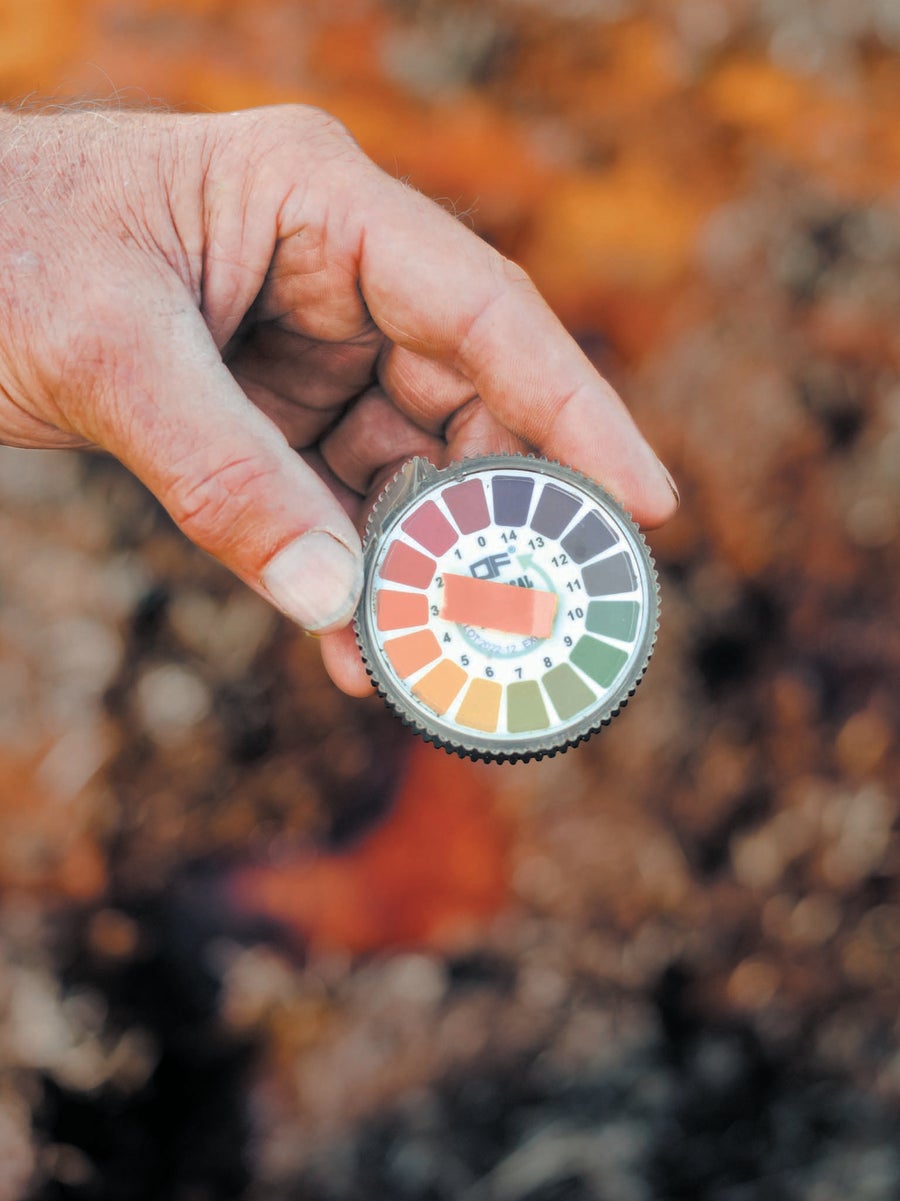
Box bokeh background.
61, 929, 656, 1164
2, 1, 900, 1198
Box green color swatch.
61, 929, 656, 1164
586, 599, 639, 642
571, 635, 629, 688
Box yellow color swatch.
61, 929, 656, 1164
455, 678, 503, 733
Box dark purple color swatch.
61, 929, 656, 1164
561, 511, 616, 563
530, 484, 582, 539
582, 552, 636, 596
491, 476, 534, 527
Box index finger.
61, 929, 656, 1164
357, 174, 677, 528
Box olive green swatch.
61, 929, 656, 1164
507, 680, 550, 732
542, 663, 596, 720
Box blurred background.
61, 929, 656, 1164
1, 1, 900, 1198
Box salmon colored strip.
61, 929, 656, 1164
412, 660, 468, 715
376, 590, 430, 631
384, 629, 442, 678
441, 573, 557, 638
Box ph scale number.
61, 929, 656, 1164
355, 456, 659, 761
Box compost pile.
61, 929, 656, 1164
1, 1, 900, 1198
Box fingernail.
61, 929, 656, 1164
262, 531, 363, 632
659, 461, 680, 509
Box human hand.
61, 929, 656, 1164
0, 105, 677, 695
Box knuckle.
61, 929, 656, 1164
167, 451, 279, 551
292, 105, 363, 164
247, 103, 362, 166
455, 252, 536, 356
294, 104, 357, 148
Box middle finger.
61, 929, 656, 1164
320, 387, 446, 497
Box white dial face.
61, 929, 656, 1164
357, 459, 658, 760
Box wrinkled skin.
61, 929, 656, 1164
0, 105, 676, 694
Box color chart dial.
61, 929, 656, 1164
355, 456, 659, 762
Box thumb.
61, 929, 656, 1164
86, 306, 362, 632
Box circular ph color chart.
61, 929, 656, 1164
355, 456, 659, 762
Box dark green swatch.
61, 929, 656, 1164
571, 635, 629, 688
586, 599, 640, 642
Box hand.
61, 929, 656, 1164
0, 105, 677, 695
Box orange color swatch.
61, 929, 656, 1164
376, 590, 429, 632
384, 629, 442, 678
412, 659, 468, 715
